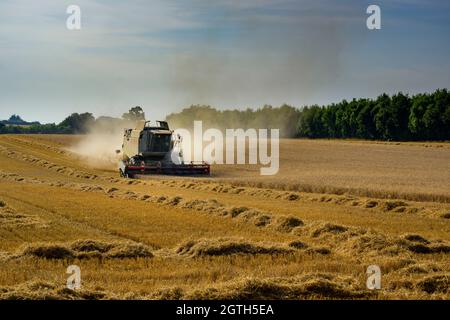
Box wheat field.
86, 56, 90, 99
0, 134, 449, 299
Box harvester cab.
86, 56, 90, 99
118, 120, 210, 178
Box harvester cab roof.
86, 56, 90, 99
139, 120, 169, 131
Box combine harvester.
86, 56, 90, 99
118, 120, 210, 178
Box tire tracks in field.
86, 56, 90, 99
3, 136, 67, 155
2, 171, 450, 261
0, 170, 304, 236
135, 178, 450, 219
0, 137, 448, 220
0, 139, 123, 184
0, 191, 153, 247
0, 141, 102, 181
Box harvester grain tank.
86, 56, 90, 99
118, 120, 210, 178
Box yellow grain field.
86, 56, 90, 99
0, 134, 449, 299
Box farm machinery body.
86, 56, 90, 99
118, 120, 210, 178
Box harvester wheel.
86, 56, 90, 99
120, 169, 134, 179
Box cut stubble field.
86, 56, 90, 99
0, 134, 449, 299
213, 139, 450, 203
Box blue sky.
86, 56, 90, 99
0, 0, 449, 123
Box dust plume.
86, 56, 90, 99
165, 2, 357, 114
66, 118, 133, 171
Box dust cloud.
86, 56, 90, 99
66, 119, 131, 171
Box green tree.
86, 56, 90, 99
374, 94, 395, 140
122, 106, 145, 121
356, 101, 377, 139
321, 105, 337, 137
408, 93, 431, 140
59, 112, 95, 133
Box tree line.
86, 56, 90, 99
167, 89, 450, 141
297, 89, 450, 141
0, 107, 145, 134
0, 112, 96, 134
166, 104, 300, 138
1, 90, 449, 140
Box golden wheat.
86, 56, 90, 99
0, 134, 449, 299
